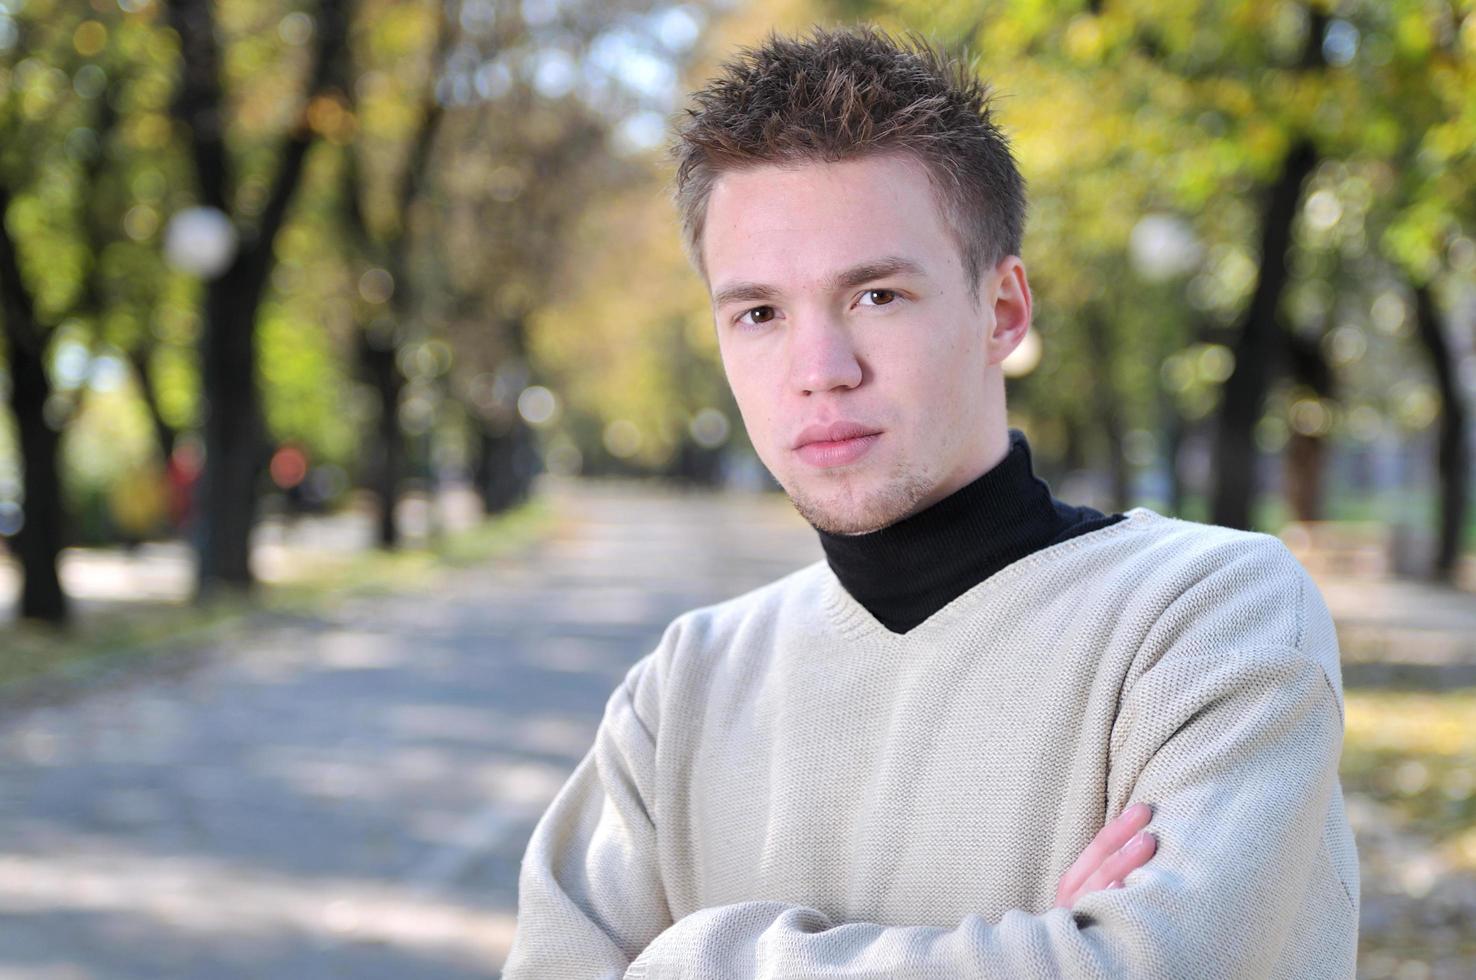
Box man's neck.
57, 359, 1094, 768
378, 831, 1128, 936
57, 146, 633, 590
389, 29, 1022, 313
815, 429, 1124, 634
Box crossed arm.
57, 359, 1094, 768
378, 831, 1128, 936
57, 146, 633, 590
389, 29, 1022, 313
502, 644, 1349, 979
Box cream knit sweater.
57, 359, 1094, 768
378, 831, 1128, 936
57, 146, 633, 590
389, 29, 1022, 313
503, 508, 1360, 978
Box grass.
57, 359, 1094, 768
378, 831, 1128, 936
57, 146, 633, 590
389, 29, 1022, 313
1155, 490, 1476, 551
1342, 687, 1476, 872
0, 495, 561, 700
255, 494, 558, 607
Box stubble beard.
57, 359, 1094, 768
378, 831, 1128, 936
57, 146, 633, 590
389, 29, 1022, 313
783, 459, 936, 536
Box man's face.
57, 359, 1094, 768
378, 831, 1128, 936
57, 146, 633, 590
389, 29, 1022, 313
702, 152, 1031, 535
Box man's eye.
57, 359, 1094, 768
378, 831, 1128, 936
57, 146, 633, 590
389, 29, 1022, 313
738, 306, 776, 325
858, 289, 897, 307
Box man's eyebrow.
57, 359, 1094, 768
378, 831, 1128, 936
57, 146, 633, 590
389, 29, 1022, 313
830, 256, 928, 292
711, 256, 928, 310
711, 280, 781, 310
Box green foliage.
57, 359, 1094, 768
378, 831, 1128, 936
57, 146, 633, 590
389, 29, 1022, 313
258, 303, 359, 465
528, 185, 737, 470
5, 0, 1474, 538
0, 0, 429, 502
812, 0, 1476, 513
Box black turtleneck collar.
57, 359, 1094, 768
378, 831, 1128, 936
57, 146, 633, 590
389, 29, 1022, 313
816, 429, 1125, 635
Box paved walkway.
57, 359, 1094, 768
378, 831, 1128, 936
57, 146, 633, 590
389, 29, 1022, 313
0, 482, 1471, 978
0, 479, 820, 979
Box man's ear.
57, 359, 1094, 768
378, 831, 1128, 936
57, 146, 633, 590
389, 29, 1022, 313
983, 256, 1032, 367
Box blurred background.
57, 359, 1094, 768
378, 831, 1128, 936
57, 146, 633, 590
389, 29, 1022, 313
0, 0, 1472, 977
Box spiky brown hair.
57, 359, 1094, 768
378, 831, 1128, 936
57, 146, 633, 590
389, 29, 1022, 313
670, 25, 1027, 296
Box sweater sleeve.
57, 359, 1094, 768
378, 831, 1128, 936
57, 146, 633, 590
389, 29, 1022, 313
622, 644, 1352, 980
502, 653, 672, 978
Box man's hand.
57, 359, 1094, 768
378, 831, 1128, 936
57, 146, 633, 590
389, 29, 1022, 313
1053, 802, 1157, 909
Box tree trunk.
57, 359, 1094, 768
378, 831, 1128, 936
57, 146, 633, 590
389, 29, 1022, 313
474, 321, 542, 515
6, 345, 69, 623
1283, 433, 1326, 522
358, 331, 404, 549
1281, 330, 1336, 522
477, 421, 518, 515
1161, 403, 1186, 519
1061, 413, 1085, 474
0, 184, 69, 624
1412, 283, 1469, 581
1084, 307, 1130, 511
1210, 6, 1326, 530
194, 269, 265, 595
1210, 138, 1318, 529
476, 413, 538, 516
335, 10, 450, 551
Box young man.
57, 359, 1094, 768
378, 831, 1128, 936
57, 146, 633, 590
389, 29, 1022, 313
504, 26, 1358, 978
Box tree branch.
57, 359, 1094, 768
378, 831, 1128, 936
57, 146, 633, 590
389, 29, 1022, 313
166, 0, 231, 211
240, 0, 352, 299
0, 182, 39, 354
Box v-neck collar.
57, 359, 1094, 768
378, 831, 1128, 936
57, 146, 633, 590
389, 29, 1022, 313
820, 506, 1156, 643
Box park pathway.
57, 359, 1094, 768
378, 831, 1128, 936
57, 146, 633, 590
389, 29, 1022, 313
0, 479, 820, 979
0, 479, 1472, 978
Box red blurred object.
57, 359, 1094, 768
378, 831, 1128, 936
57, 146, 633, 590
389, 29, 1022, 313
166, 443, 202, 531
270, 445, 309, 490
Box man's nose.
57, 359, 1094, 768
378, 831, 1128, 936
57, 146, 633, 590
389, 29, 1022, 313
787, 313, 863, 395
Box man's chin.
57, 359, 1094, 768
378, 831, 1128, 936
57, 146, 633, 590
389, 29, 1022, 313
799, 508, 891, 536
785, 479, 929, 537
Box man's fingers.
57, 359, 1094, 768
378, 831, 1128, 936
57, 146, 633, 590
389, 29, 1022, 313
1055, 802, 1153, 901
1075, 830, 1157, 901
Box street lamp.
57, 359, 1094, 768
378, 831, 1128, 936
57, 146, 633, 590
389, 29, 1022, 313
163, 206, 238, 279
1003, 329, 1042, 378
1129, 213, 1202, 282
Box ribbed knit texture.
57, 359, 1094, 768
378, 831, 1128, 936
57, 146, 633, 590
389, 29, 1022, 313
817, 428, 1124, 634
504, 509, 1360, 979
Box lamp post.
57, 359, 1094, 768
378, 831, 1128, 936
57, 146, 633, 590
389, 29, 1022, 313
163, 206, 238, 279
1002, 329, 1042, 379
1129, 213, 1201, 283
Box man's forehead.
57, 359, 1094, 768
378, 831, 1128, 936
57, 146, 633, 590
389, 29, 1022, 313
701, 156, 954, 296
706, 156, 934, 229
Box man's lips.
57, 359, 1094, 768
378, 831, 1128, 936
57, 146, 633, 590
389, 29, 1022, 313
792, 420, 883, 449
792, 421, 883, 468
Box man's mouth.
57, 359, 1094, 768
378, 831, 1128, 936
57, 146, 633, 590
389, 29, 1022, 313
793, 430, 882, 468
